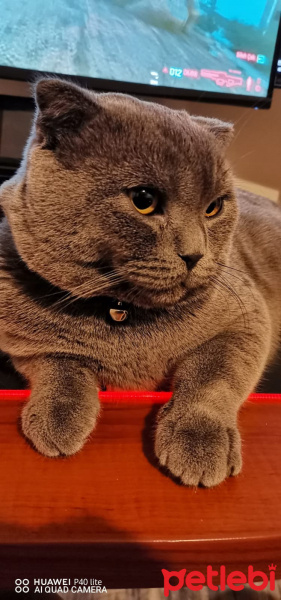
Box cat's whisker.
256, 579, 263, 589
215, 266, 246, 284
211, 278, 241, 321
35, 289, 73, 302
231, 103, 257, 128
52, 277, 126, 312
49, 271, 125, 308
125, 283, 145, 305
215, 266, 259, 316
231, 101, 263, 145
215, 265, 258, 319
232, 151, 256, 168
209, 277, 232, 317
50, 286, 106, 312
215, 261, 247, 276
213, 275, 249, 331
34, 270, 123, 303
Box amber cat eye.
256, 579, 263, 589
128, 187, 159, 215
205, 197, 224, 218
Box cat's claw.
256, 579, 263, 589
155, 408, 242, 487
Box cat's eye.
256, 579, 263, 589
128, 187, 159, 215
205, 197, 224, 218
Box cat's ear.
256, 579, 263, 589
34, 78, 99, 147
191, 116, 234, 149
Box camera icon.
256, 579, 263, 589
15, 579, 30, 593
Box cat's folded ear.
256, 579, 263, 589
34, 78, 100, 147
191, 116, 234, 149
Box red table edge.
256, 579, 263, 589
0, 389, 280, 403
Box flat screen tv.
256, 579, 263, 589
0, 0, 281, 109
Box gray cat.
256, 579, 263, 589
0, 79, 280, 487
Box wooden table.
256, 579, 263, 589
0, 398, 281, 591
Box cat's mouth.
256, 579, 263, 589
75, 258, 209, 309
103, 258, 191, 308
108, 261, 210, 308
119, 284, 185, 308
109, 279, 208, 309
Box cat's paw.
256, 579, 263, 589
21, 396, 99, 457
155, 407, 242, 487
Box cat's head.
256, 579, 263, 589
0, 79, 238, 309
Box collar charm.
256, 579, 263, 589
109, 301, 128, 322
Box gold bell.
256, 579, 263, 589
109, 300, 129, 322
109, 308, 128, 322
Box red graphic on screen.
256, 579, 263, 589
255, 77, 262, 92
236, 51, 257, 62
183, 68, 199, 78
200, 69, 243, 88
246, 76, 253, 91
160, 65, 263, 94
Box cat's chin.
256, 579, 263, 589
118, 284, 206, 310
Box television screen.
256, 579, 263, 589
0, 0, 280, 105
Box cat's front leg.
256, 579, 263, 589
155, 331, 269, 487
18, 355, 99, 457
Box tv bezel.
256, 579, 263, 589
0, 12, 281, 111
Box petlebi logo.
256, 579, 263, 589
162, 564, 277, 597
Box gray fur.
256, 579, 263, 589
0, 79, 280, 486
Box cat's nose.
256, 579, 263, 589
179, 253, 203, 271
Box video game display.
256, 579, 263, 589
0, 0, 280, 99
